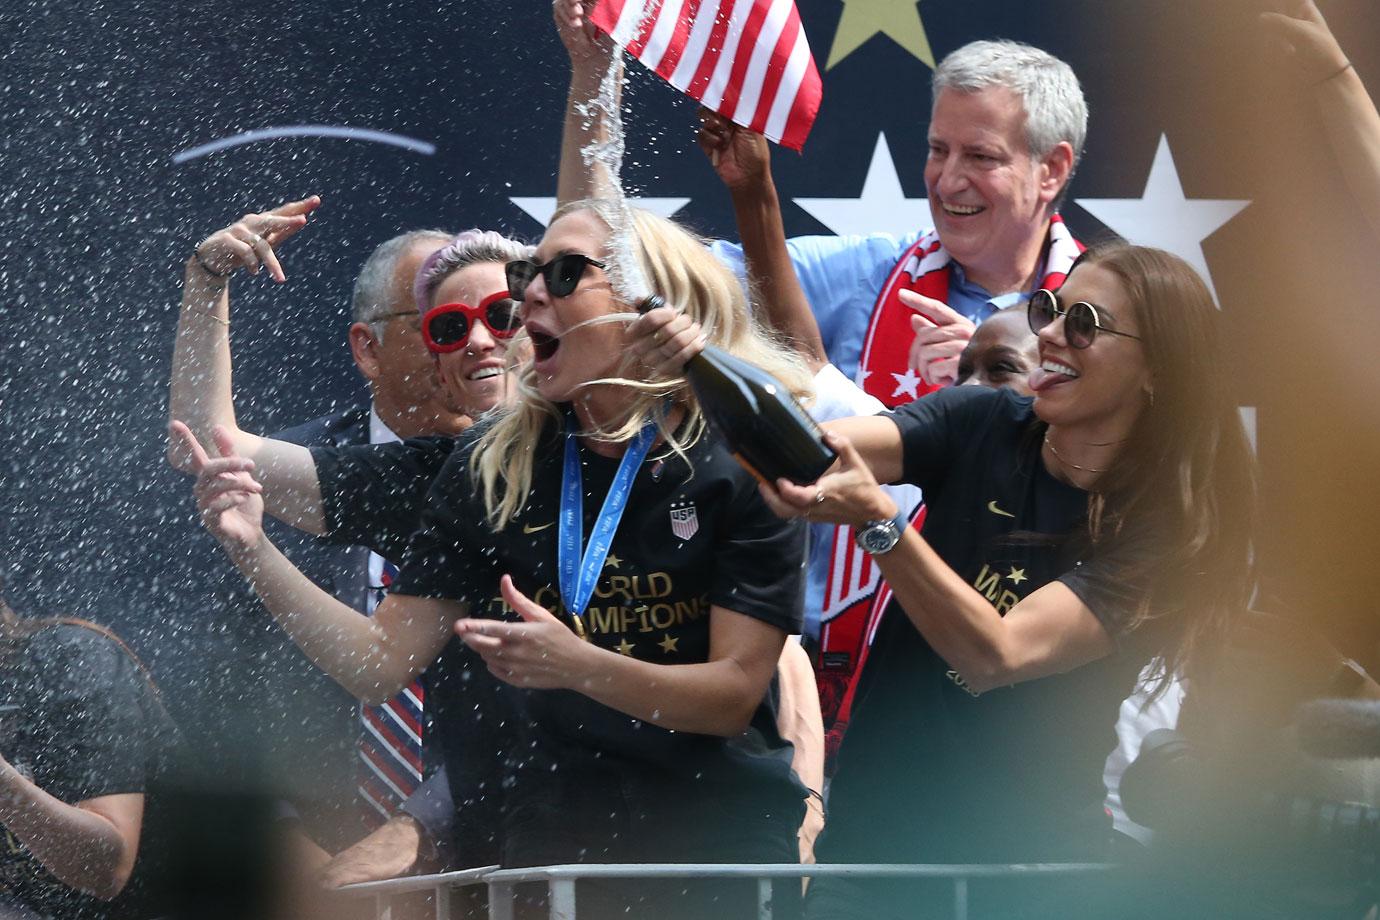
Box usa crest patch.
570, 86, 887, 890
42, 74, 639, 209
669, 501, 699, 540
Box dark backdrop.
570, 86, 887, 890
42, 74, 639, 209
2, 0, 1378, 721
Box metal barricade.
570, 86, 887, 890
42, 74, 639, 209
341, 862, 1115, 920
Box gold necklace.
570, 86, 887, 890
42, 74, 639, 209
1043, 434, 1107, 473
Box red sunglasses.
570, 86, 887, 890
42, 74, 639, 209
421, 291, 522, 354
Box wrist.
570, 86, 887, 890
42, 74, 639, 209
851, 490, 898, 528
728, 175, 779, 208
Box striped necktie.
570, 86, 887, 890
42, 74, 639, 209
357, 556, 425, 821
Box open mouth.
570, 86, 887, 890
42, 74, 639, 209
529, 329, 560, 362
467, 366, 504, 382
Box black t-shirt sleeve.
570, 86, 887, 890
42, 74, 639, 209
391, 446, 496, 607
1057, 526, 1163, 642
885, 386, 1009, 491
25, 627, 149, 801
311, 436, 457, 561
709, 472, 807, 633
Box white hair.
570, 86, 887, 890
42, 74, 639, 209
351, 229, 454, 343
933, 40, 1088, 174
414, 230, 536, 314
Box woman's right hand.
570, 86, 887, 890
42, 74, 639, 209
555, 0, 613, 73
169, 421, 266, 555
626, 303, 707, 377
192, 195, 321, 283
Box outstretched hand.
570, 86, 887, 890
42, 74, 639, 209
169, 421, 265, 554
1260, 0, 1350, 85
901, 289, 974, 388
555, 0, 614, 72
454, 575, 596, 690
193, 195, 321, 283
626, 303, 707, 377
697, 109, 773, 193
758, 430, 897, 528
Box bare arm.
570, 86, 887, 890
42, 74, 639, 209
762, 431, 1113, 694
0, 765, 142, 901
456, 577, 786, 737
1263, 1, 1380, 239
555, 0, 622, 206
775, 640, 825, 862
168, 197, 329, 534
698, 112, 828, 371
178, 424, 457, 704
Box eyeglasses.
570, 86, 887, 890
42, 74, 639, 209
1027, 288, 1142, 349
505, 253, 607, 301
421, 291, 522, 354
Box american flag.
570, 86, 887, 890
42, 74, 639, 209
590, 0, 823, 151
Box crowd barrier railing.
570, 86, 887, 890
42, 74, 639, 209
340, 861, 1116, 920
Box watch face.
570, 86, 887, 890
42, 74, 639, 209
859, 524, 898, 554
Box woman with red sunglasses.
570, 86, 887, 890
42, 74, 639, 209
413, 230, 533, 423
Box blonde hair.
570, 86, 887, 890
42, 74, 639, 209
470, 200, 814, 528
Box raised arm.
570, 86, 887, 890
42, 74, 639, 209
697, 112, 828, 371
555, 0, 622, 206
1262, 0, 1380, 238
168, 196, 330, 533
174, 424, 457, 704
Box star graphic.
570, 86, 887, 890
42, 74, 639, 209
510, 196, 692, 228
1006, 566, 1027, 585
827, 0, 934, 70
1075, 135, 1249, 306
794, 134, 931, 240
658, 633, 679, 654
616, 638, 636, 656
890, 367, 921, 400
604, 554, 622, 569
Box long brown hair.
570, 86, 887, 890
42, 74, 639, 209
1070, 242, 1257, 692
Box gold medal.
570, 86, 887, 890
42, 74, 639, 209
572, 615, 588, 642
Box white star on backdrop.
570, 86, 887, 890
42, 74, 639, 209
890, 367, 921, 400
1076, 135, 1249, 306
510, 196, 692, 227
793, 133, 931, 239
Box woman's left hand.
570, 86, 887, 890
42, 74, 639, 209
759, 430, 898, 527
454, 575, 596, 690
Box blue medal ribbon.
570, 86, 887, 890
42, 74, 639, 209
558, 415, 658, 633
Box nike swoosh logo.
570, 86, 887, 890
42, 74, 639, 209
522, 522, 554, 534
986, 500, 1015, 519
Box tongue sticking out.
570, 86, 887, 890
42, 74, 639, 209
1028, 367, 1077, 393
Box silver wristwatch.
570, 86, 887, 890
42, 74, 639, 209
854, 510, 907, 555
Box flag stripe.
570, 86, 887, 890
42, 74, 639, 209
610, 0, 649, 46
714, 0, 773, 115
701, 0, 757, 109
640, 0, 688, 70
652, 0, 703, 78
763, 23, 810, 145
626, 0, 668, 56
727, 0, 793, 123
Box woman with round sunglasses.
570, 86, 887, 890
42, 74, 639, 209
182, 199, 815, 917
644, 241, 1255, 919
